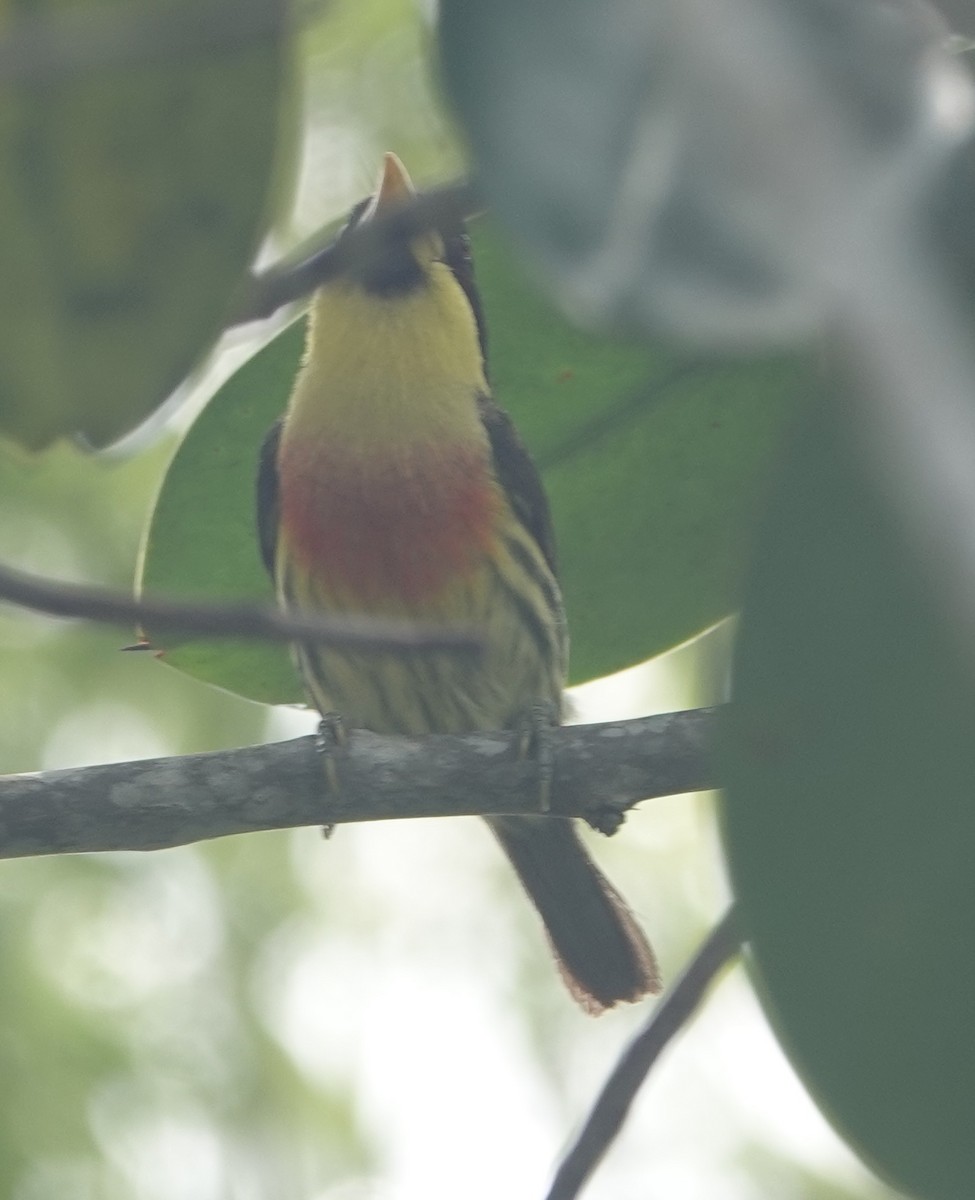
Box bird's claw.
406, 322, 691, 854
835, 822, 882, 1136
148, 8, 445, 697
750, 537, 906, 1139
315, 713, 348, 836
515, 701, 559, 814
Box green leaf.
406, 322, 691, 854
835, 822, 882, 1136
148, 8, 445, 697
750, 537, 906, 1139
141, 319, 305, 705
721, 402, 975, 1199
0, 0, 288, 451
140, 220, 804, 703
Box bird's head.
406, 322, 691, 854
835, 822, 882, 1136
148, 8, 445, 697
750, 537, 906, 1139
340, 152, 440, 295
334, 154, 486, 355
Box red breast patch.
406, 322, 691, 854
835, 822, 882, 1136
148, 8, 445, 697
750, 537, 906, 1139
278, 440, 501, 606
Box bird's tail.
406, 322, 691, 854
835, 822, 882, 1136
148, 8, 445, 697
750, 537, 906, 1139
488, 815, 660, 1013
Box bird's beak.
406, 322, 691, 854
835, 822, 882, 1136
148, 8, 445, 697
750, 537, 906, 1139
362, 152, 415, 222
353, 153, 440, 287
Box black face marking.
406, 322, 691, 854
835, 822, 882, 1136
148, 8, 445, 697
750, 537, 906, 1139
334, 195, 488, 338
336, 197, 424, 296
358, 245, 426, 296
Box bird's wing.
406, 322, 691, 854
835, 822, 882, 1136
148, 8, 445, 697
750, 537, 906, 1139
477, 392, 559, 580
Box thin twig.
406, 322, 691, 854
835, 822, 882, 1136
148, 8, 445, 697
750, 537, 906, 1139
229, 180, 482, 326
0, 561, 480, 652
545, 907, 741, 1200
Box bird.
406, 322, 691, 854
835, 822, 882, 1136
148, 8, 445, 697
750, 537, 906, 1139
256, 152, 659, 1012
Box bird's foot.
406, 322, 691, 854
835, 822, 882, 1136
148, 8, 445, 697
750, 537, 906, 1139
315, 712, 348, 838
514, 701, 559, 814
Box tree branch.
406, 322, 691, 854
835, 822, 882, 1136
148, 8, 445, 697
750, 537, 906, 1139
0, 707, 718, 859
229, 180, 482, 326
0, 561, 480, 653
545, 907, 741, 1200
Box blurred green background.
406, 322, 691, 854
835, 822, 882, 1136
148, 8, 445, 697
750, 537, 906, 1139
0, 1, 903, 1197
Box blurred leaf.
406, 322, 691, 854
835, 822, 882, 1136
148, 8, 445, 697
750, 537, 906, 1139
0, 0, 289, 451
438, 0, 963, 344
722, 401, 975, 1199
141, 220, 804, 702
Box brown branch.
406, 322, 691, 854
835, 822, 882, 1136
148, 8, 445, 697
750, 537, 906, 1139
545, 907, 741, 1200
0, 707, 718, 859
0, 561, 481, 653
229, 180, 483, 326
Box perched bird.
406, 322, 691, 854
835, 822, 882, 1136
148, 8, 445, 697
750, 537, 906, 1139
256, 153, 659, 1012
